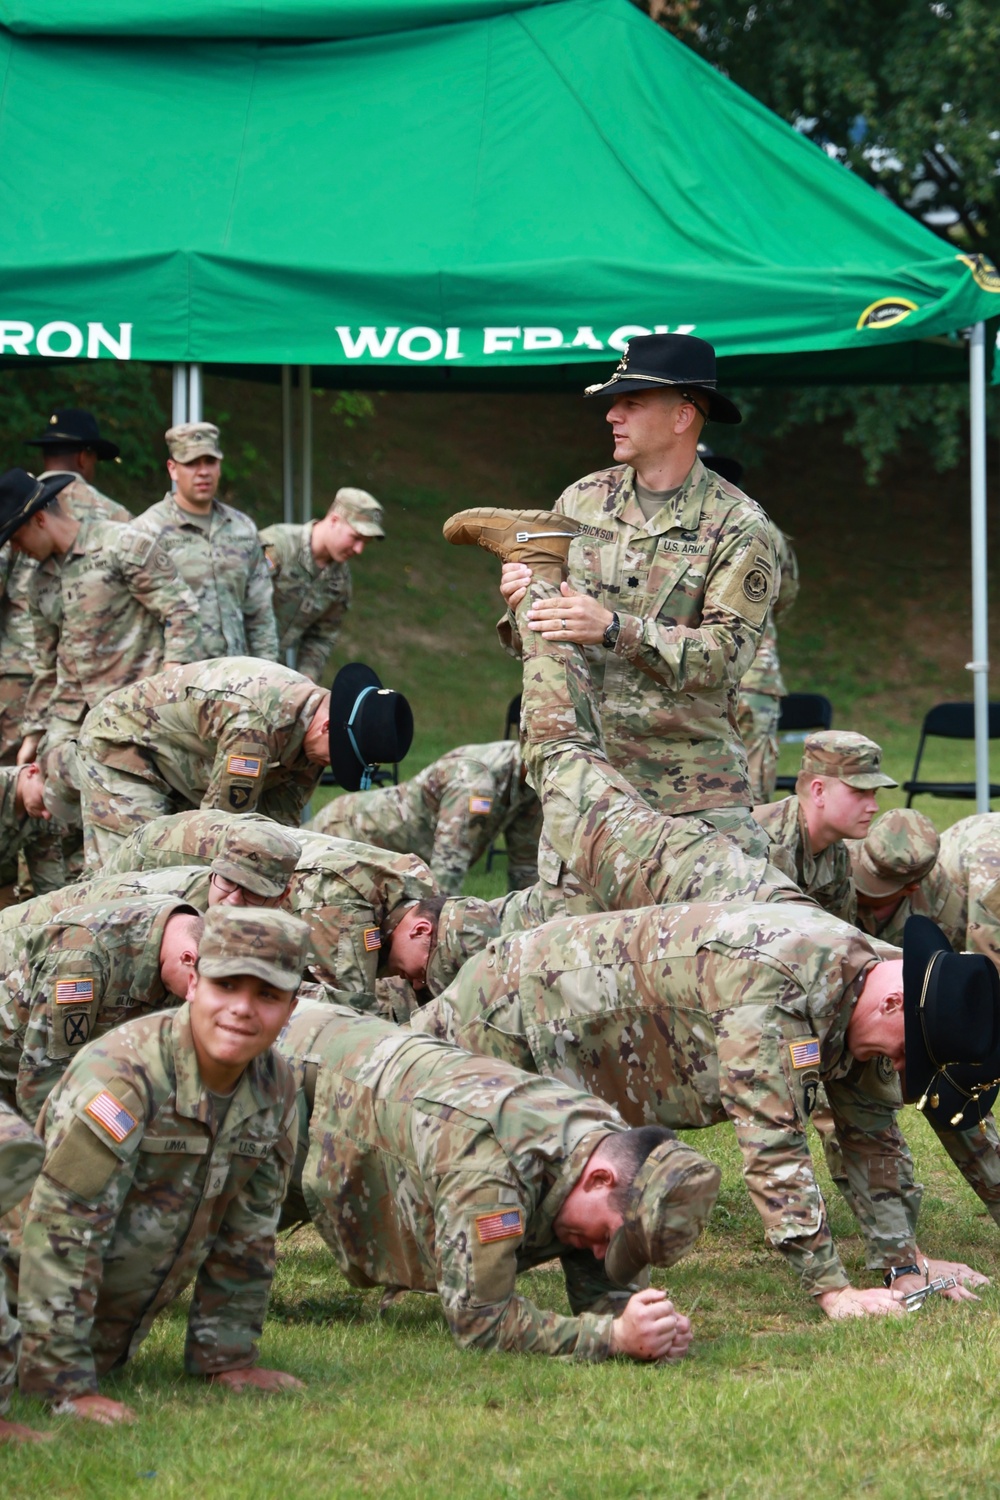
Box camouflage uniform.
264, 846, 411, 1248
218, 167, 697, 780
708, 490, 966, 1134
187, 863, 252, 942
0, 1100, 44, 1414
17, 1001, 297, 1403
309, 741, 542, 894
412, 901, 953, 1292
133, 492, 278, 661
500, 458, 776, 816
42, 473, 132, 528
259, 522, 351, 680
937, 814, 1000, 968
848, 809, 965, 948
0, 764, 63, 906
286, 829, 439, 1002
752, 794, 856, 923
0, 546, 37, 762
736, 521, 799, 802
0, 893, 197, 1124
278, 1003, 713, 1358
76, 658, 327, 865
96, 808, 299, 884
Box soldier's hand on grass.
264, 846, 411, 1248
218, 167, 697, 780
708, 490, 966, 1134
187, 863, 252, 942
526, 582, 614, 645
0, 1417, 54, 1444
58, 1394, 136, 1424
816, 1286, 907, 1319
210, 1366, 305, 1394
500, 561, 533, 610
901, 1254, 989, 1302
612, 1288, 690, 1360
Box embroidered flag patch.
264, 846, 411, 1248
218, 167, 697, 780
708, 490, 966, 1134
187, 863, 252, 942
469, 795, 493, 815
363, 927, 382, 952
789, 1038, 821, 1069
55, 978, 94, 1006
226, 754, 263, 778
85, 1090, 138, 1143
475, 1209, 523, 1244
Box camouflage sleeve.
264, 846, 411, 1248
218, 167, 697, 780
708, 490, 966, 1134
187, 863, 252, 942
614, 516, 777, 693
257, 772, 319, 829
18, 1063, 149, 1402
0, 765, 19, 840
432, 1177, 616, 1360
501, 794, 542, 892
825, 1065, 921, 1271
715, 1005, 849, 1296
116, 530, 206, 664
184, 1092, 298, 1376
929, 1113, 1000, 1226
20, 820, 68, 896
243, 543, 280, 663
813, 872, 857, 926
15, 942, 114, 1127
21, 570, 59, 736
297, 897, 380, 1005
429, 761, 495, 895
296, 575, 351, 683
201, 718, 274, 815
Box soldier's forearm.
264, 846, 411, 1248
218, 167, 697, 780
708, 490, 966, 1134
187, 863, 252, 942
445, 1293, 616, 1361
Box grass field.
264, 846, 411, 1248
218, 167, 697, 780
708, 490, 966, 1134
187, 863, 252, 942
3, 375, 1000, 1496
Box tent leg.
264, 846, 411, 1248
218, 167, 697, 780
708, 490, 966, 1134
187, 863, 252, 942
188, 363, 203, 423
172, 364, 188, 426
300, 364, 313, 526
281, 365, 297, 669
968, 321, 990, 812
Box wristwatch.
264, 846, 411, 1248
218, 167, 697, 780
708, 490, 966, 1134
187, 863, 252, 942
602, 612, 621, 650
883, 1263, 921, 1287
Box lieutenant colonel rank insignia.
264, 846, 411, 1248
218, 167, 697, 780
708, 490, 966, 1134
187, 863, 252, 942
55, 978, 94, 1005
468, 795, 493, 815
85, 1090, 138, 1143
363, 928, 382, 952
226, 754, 262, 778
475, 1209, 524, 1243
789, 1038, 821, 1069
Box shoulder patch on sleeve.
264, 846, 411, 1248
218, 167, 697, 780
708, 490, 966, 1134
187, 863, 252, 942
469, 1205, 523, 1308
789, 1038, 821, 1070
55, 978, 94, 1006
468, 795, 493, 816
226, 754, 263, 778
44, 1116, 122, 1198
363, 927, 382, 952
85, 1089, 139, 1143
713, 548, 774, 627
476, 1208, 523, 1243
264, 547, 278, 576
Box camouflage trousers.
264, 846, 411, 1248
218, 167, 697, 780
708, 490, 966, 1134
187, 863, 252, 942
516, 586, 802, 913
736, 690, 781, 804
0, 1102, 43, 1414
0, 676, 30, 765
77, 757, 188, 870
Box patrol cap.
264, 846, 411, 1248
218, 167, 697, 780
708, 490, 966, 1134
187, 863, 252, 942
332, 486, 385, 539
0, 468, 74, 551
424, 897, 500, 995
198, 906, 310, 991
166, 422, 224, 463
211, 821, 302, 900
604, 1138, 721, 1288
800, 730, 897, 790
851, 809, 940, 899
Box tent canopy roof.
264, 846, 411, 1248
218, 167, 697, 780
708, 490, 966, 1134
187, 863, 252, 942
0, 0, 995, 383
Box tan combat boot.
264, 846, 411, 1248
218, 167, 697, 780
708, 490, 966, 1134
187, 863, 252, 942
443, 508, 581, 584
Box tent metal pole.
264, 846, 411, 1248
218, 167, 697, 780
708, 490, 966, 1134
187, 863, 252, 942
281, 365, 294, 526
968, 321, 990, 812
300, 364, 312, 526
188, 363, 203, 423
171, 364, 187, 426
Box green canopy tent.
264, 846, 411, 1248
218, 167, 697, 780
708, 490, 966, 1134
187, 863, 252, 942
1, 0, 996, 791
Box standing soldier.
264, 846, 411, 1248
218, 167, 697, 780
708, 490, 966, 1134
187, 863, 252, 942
133, 422, 278, 661
24, 407, 133, 526
0, 544, 38, 764
260, 486, 384, 678
752, 731, 896, 922
16, 906, 308, 1424
279, 1001, 718, 1361
308, 739, 541, 895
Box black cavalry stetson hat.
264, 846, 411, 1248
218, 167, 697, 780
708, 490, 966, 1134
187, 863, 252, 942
25, 408, 120, 461
584, 333, 741, 424
902, 914, 1000, 1131
328, 662, 414, 793
0, 468, 74, 551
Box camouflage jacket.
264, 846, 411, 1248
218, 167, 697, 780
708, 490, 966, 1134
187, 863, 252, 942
45, 472, 132, 527
413, 900, 920, 1296
23, 515, 205, 735
134, 492, 278, 661
98, 808, 288, 879
287, 829, 438, 1001
0, 1101, 45, 1412
0, 893, 194, 1124
937, 814, 1000, 965
259, 522, 351, 681
753, 795, 856, 923
18, 1003, 296, 1402
0, 545, 38, 678
309, 741, 541, 895
78, 657, 326, 825
278, 1002, 639, 1360
740, 522, 799, 698
499, 459, 776, 812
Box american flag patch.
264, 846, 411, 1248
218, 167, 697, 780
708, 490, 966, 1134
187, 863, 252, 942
468, 795, 493, 815
226, 754, 262, 778
85, 1090, 138, 1143
789, 1038, 821, 1070
475, 1209, 523, 1244
55, 978, 94, 1006
363, 927, 382, 952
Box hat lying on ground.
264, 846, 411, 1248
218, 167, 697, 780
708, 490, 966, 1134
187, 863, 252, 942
329, 662, 414, 793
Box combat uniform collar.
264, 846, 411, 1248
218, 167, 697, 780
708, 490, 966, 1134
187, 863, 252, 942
300, 520, 321, 578
134, 897, 195, 1009
530, 1128, 615, 1243
159, 490, 224, 530
168, 1002, 272, 1133
613, 458, 709, 536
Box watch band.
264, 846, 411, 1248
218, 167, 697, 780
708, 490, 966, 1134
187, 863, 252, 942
602, 612, 620, 650
883, 1263, 921, 1287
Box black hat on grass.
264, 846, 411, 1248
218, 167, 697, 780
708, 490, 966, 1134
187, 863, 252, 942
0, 468, 73, 550
328, 663, 413, 793
902, 915, 1000, 1131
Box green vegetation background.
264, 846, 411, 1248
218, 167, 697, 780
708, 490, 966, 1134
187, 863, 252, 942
3, 367, 1000, 1496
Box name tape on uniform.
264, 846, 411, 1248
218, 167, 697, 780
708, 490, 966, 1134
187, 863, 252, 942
55, 978, 94, 1005
469, 795, 493, 815
85, 1089, 138, 1143
226, 754, 263, 778
789, 1038, 821, 1070
475, 1208, 523, 1243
